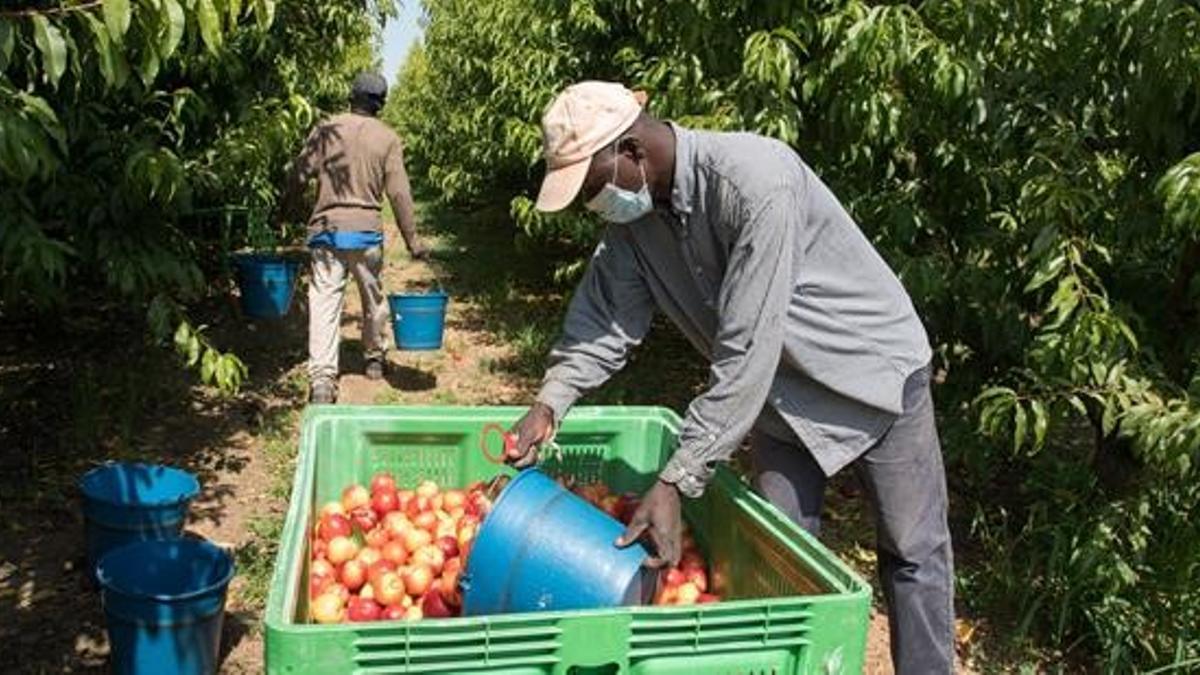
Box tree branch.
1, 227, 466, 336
0, 1, 103, 19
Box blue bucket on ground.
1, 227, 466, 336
80, 463, 200, 579
462, 469, 654, 615
232, 253, 300, 319
97, 539, 234, 675
388, 291, 448, 350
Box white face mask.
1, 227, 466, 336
585, 143, 653, 224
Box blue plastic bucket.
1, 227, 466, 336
388, 291, 448, 350
80, 463, 200, 578
232, 254, 300, 319
97, 539, 234, 675
461, 469, 654, 615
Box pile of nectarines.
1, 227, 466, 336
307, 474, 492, 623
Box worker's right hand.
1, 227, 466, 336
507, 402, 556, 469
410, 243, 431, 261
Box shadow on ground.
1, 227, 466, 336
0, 290, 308, 673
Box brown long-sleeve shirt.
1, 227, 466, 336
290, 112, 418, 249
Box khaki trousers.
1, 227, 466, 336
307, 246, 389, 385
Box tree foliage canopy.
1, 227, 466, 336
388, 0, 1200, 667
2, 0, 396, 390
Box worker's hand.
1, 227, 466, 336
506, 402, 555, 469
615, 480, 682, 568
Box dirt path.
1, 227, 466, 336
334, 232, 535, 408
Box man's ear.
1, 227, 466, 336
617, 136, 647, 162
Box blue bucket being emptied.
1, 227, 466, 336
388, 291, 448, 350
80, 462, 199, 579
232, 253, 300, 319
462, 469, 655, 615
98, 539, 234, 675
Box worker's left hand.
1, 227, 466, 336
615, 479, 682, 568
410, 244, 431, 261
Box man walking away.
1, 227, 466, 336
283, 72, 428, 404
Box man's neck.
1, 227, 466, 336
649, 122, 677, 206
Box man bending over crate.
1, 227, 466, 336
505, 81, 956, 674
280, 72, 429, 404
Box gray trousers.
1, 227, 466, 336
751, 366, 955, 674
307, 246, 389, 385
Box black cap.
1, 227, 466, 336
350, 72, 388, 102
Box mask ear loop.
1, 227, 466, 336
613, 136, 648, 191
610, 141, 621, 185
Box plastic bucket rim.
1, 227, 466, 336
79, 462, 201, 509
479, 468, 542, 526
387, 291, 448, 302
230, 251, 300, 265
97, 539, 235, 604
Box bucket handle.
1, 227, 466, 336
480, 423, 516, 465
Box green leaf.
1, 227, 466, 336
161, 0, 186, 59
228, 0, 243, 23
1025, 255, 1065, 293
1101, 396, 1118, 436
201, 348, 217, 384
173, 321, 190, 350
103, 0, 132, 43
17, 92, 65, 152
975, 385, 1016, 403
253, 0, 276, 30
31, 16, 68, 88
83, 14, 125, 88
1012, 402, 1028, 453
197, 0, 223, 53
187, 335, 201, 367
0, 19, 14, 71
1031, 399, 1048, 450
139, 45, 160, 86
1030, 224, 1058, 259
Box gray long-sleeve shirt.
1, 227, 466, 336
536, 123, 931, 497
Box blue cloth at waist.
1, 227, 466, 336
307, 231, 383, 250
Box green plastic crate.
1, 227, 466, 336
265, 406, 870, 674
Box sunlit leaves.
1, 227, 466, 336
30, 16, 67, 87
160, 0, 186, 60
83, 13, 130, 89
399, 4, 1200, 661
0, 0, 373, 397
253, 0, 276, 31
197, 0, 222, 53
1157, 153, 1200, 237
743, 28, 803, 96
103, 0, 132, 44
170, 311, 248, 394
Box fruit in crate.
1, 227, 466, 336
307, 472, 493, 623
566, 480, 723, 607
